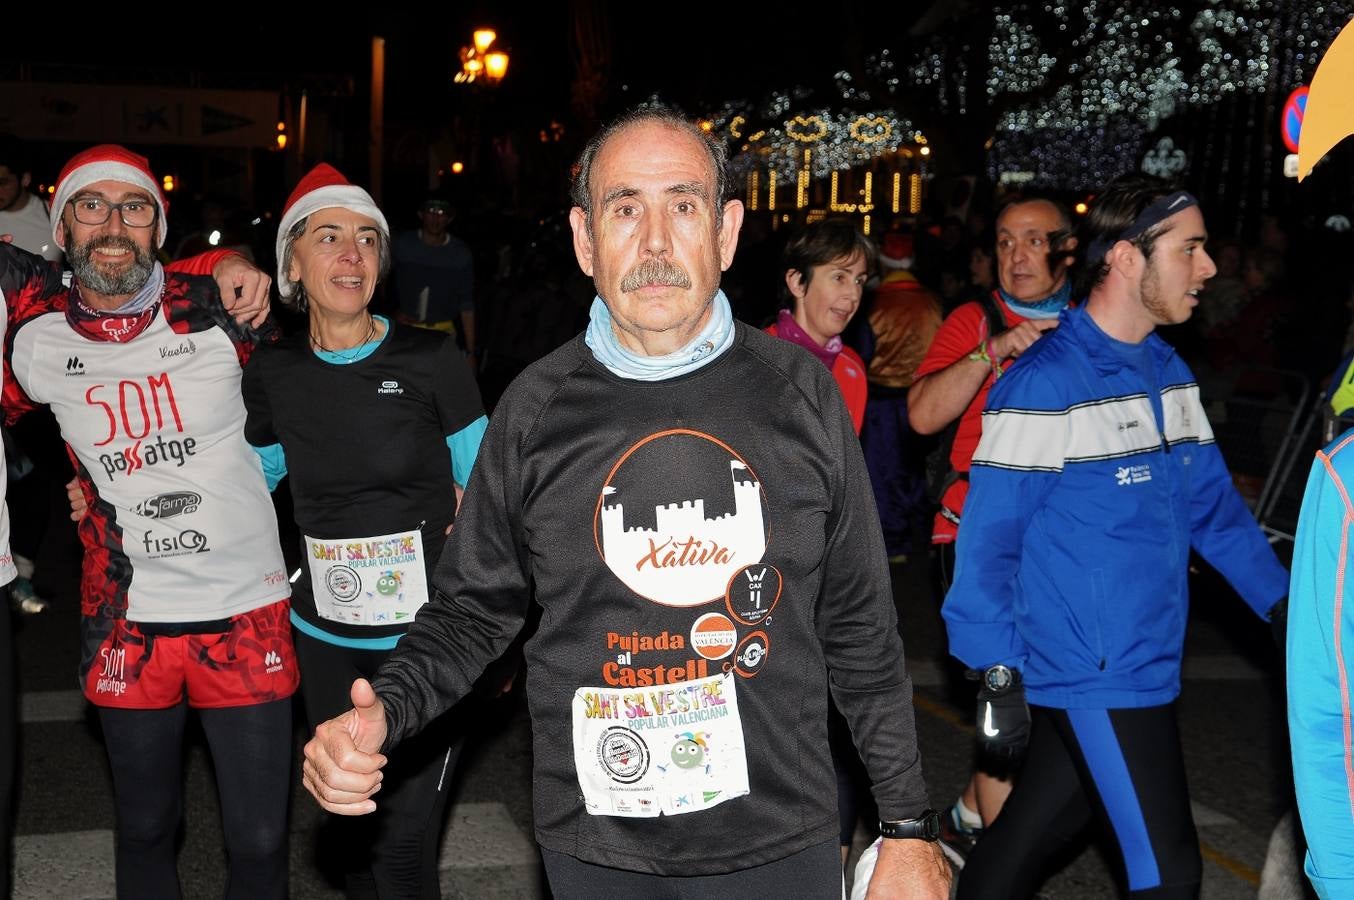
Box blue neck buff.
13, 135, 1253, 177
997, 279, 1073, 321
585, 290, 735, 381
107, 262, 166, 315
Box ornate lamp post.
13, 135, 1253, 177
455, 27, 510, 85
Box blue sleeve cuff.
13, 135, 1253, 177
448, 415, 488, 486
252, 442, 287, 491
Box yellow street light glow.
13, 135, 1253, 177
451, 162, 465, 174
484, 51, 509, 81
473, 29, 497, 53
1074, 201, 1089, 215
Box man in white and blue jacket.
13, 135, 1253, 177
944, 175, 1289, 900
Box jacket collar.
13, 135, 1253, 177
1064, 303, 1176, 375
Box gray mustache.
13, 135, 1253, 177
619, 258, 692, 292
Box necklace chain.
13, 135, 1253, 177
311, 317, 377, 361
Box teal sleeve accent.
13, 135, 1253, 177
252, 442, 287, 492
447, 415, 488, 486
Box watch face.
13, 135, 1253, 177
984, 665, 1013, 692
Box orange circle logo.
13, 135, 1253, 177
690, 612, 737, 661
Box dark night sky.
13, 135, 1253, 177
5, 4, 930, 119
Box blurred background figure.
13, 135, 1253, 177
860, 230, 943, 565
0, 134, 64, 615
172, 196, 257, 262
767, 217, 876, 866
392, 194, 477, 359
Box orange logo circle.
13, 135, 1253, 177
690, 612, 737, 660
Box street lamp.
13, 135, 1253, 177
455, 27, 509, 85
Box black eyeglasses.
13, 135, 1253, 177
421, 207, 451, 217
67, 196, 158, 228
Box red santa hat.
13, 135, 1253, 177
50, 144, 168, 249
276, 163, 389, 297
879, 231, 915, 270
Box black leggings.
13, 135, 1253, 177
541, 839, 842, 899
98, 698, 292, 900
295, 631, 462, 899
958, 704, 1201, 899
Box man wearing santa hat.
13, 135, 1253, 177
860, 229, 943, 566
0, 144, 292, 900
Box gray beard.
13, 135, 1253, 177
69, 236, 155, 297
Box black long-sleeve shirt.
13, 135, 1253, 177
373, 323, 931, 874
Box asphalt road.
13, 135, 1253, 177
9, 535, 1305, 899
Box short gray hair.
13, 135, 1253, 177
277, 214, 392, 312
570, 104, 730, 233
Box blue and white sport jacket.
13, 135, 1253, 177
943, 304, 1287, 709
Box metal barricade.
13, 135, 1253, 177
1205, 367, 1312, 545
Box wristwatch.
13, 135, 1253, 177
982, 664, 1017, 693
878, 808, 941, 841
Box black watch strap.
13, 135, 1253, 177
879, 808, 941, 841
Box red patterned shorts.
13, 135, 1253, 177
81, 598, 299, 709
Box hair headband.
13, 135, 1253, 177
1086, 190, 1198, 265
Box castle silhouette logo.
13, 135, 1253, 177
593, 430, 768, 607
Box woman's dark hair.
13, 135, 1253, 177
779, 218, 877, 308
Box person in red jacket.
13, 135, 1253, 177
766, 217, 874, 434
907, 195, 1076, 865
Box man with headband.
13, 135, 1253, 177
941, 174, 1287, 898
907, 194, 1076, 859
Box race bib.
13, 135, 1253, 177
304, 528, 429, 627
572, 672, 750, 817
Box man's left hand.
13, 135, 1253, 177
212, 254, 271, 328
865, 839, 951, 899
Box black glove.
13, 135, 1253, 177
974, 665, 1030, 760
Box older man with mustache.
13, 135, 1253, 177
0, 144, 292, 900
303, 105, 950, 899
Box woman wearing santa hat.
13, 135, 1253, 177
240, 164, 488, 897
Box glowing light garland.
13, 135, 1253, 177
697, 3, 1351, 210
710, 99, 917, 181
886, 1, 1352, 189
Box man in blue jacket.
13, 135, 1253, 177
943, 174, 1289, 899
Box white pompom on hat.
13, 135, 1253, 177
50, 144, 168, 249
276, 163, 389, 298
